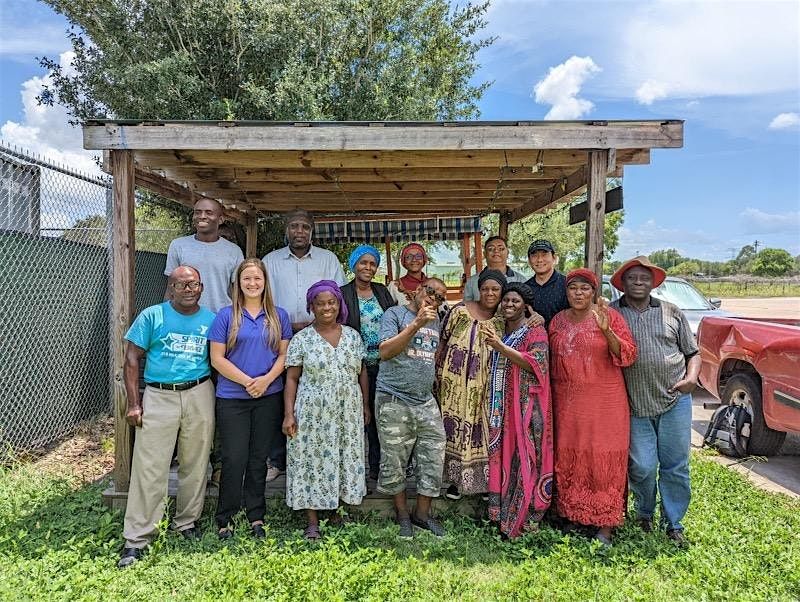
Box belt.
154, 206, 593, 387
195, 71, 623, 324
147, 375, 210, 391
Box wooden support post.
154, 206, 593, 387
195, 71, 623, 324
110, 150, 136, 493
245, 214, 258, 258
474, 231, 483, 273
584, 149, 609, 283
461, 234, 472, 278
498, 212, 510, 240
384, 236, 393, 283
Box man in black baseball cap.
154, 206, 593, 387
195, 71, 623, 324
525, 239, 569, 327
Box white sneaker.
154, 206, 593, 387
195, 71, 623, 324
266, 465, 285, 482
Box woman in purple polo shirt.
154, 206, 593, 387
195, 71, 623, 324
209, 258, 292, 539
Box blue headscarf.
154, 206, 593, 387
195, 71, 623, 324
348, 244, 381, 273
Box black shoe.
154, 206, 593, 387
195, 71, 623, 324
251, 523, 266, 539
636, 517, 653, 533
410, 513, 446, 537
180, 526, 202, 540
396, 514, 414, 539
445, 485, 461, 500
218, 527, 233, 540
117, 546, 143, 569
667, 528, 689, 547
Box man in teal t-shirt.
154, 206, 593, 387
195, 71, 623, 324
118, 266, 216, 569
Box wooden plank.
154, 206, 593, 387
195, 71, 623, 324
384, 236, 393, 282
569, 186, 623, 224
474, 231, 483, 272
156, 165, 583, 183
135, 169, 246, 222
245, 214, 258, 258
498, 212, 511, 239
188, 179, 558, 193
84, 121, 683, 151
315, 213, 481, 222
510, 166, 589, 220
188, 189, 547, 202
584, 150, 609, 281
110, 150, 135, 493
462, 234, 472, 278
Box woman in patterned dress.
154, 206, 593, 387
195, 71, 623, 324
282, 280, 370, 540
483, 282, 553, 538
436, 269, 506, 499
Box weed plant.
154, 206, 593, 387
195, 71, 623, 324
0, 455, 797, 601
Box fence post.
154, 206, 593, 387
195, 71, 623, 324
110, 150, 135, 493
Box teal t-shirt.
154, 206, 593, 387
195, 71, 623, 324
125, 302, 216, 384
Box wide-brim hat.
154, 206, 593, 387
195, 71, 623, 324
611, 256, 667, 291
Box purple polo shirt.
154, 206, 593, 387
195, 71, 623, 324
208, 305, 293, 399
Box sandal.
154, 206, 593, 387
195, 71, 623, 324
328, 512, 354, 527
218, 527, 233, 540
303, 524, 321, 541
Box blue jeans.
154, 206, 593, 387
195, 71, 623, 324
628, 393, 692, 531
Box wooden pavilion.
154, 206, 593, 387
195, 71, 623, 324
82, 119, 683, 506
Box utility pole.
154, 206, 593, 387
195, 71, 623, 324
754, 240, 761, 253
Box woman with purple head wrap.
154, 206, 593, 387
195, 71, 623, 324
283, 279, 369, 540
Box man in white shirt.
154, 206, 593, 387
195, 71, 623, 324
165, 199, 243, 313
261, 208, 345, 480
262, 209, 345, 333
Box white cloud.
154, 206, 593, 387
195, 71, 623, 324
623, 1, 799, 101
533, 56, 601, 120
635, 80, 669, 105
614, 219, 722, 260
740, 208, 800, 235
1, 51, 100, 176
768, 112, 800, 130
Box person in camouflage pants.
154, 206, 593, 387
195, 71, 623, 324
376, 278, 448, 538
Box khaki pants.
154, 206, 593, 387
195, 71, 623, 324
123, 379, 215, 548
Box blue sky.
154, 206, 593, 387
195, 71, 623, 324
1, 0, 798, 261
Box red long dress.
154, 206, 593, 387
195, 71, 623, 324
549, 309, 636, 527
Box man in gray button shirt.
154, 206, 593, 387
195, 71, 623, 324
376, 277, 448, 538
610, 256, 700, 546
165, 199, 243, 313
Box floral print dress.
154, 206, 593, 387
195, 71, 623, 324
285, 325, 367, 510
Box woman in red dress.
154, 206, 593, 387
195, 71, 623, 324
549, 269, 636, 545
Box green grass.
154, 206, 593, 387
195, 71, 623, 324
691, 281, 800, 298
0, 454, 798, 601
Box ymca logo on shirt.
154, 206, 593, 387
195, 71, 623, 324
408, 326, 438, 361
159, 332, 208, 356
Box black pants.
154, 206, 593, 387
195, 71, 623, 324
366, 363, 381, 476
215, 393, 282, 527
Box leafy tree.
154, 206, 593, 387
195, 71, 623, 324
39, 0, 492, 122
750, 248, 794, 277
648, 248, 683, 269
667, 260, 700, 276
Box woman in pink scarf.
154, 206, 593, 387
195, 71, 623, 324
482, 282, 553, 537
387, 243, 428, 306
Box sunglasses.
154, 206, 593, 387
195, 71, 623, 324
172, 281, 202, 291
424, 285, 446, 304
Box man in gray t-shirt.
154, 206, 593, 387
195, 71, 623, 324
164, 199, 244, 313
376, 278, 448, 538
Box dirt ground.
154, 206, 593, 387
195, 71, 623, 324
720, 296, 800, 319
30, 416, 115, 483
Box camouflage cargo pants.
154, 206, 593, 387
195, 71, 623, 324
375, 392, 446, 497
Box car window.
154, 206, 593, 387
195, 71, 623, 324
652, 280, 711, 310
601, 282, 614, 301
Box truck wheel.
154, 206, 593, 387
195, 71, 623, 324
722, 373, 786, 456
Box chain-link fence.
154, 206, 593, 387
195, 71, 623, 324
0, 142, 190, 459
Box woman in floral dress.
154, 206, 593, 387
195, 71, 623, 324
282, 280, 370, 540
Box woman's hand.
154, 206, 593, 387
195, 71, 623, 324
524, 306, 545, 328
481, 322, 504, 351
592, 297, 611, 333
245, 375, 270, 398
282, 414, 297, 438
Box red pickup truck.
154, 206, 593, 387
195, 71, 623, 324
698, 316, 800, 456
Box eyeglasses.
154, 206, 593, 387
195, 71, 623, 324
172, 281, 202, 291
404, 253, 425, 261
424, 285, 446, 304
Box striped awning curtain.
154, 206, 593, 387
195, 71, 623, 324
314, 216, 482, 243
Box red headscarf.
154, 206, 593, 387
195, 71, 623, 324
565, 268, 599, 289
399, 243, 428, 292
